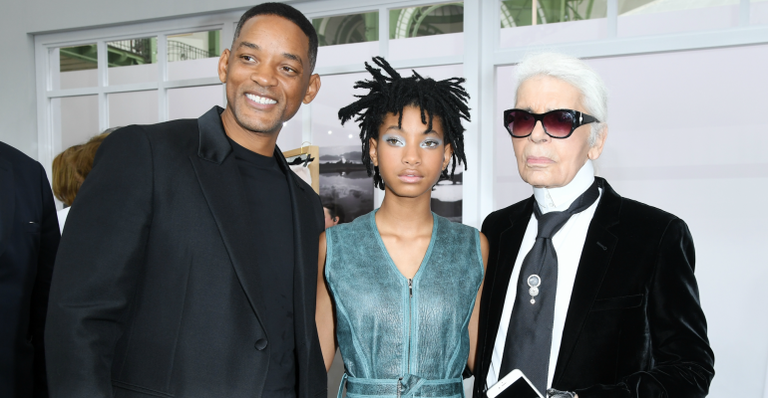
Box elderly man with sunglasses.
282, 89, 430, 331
472, 53, 714, 398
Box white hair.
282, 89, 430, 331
515, 52, 608, 146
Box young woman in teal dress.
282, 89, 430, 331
316, 57, 489, 398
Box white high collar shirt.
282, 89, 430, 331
487, 160, 602, 391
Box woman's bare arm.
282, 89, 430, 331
467, 231, 489, 373
315, 232, 337, 371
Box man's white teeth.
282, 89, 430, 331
246, 94, 277, 105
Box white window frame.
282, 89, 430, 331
34, 12, 238, 185
34, 0, 768, 227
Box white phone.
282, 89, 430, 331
486, 369, 544, 398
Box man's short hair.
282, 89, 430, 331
515, 52, 608, 146
322, 202, 344, 224
232, 2, 319, 72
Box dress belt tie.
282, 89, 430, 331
338, 373, 464, 398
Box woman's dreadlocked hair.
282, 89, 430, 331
338, 56, 470, 190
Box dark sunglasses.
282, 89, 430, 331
503, 108, 600, 139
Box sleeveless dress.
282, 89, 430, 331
324, 210, 484, 398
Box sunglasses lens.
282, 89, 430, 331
542, 110, 575, 137
506, 110, 535, 137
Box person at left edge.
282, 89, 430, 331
45, 3, 324, 398
0, 141, 60, 398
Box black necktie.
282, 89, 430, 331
499, 180, 600, 395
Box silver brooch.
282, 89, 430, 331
527, 274, 541, 304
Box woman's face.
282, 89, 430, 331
369, 105, 452, 200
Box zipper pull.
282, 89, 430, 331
397, 377, 403, 398
408, 278, 413, 297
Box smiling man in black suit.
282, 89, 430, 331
45, 3, 325, 397
472, 53, 714, 398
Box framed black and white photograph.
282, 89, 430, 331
431, 167, 462, 223
319, 145, 374, 224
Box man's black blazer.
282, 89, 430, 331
473, 177, 714, 398
0, 141, 60, 398
45, 107, 327, 398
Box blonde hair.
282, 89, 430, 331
52, 130, 113, 206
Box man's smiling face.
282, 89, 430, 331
218, 14, 320, 137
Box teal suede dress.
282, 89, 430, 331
324, 211, 484, 398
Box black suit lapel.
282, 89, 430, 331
0, 154, 14, 258
478, 198, 534, 384
189, 107, 269, 327
553, 177, 620, 385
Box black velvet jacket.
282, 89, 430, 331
473, 177, 714, 398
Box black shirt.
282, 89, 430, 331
229, 138, 296, 397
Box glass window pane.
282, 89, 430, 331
168, 85, 224, 120
390, 3, 463, 39
389, 3, 464, 61
56, 44, 98, 90
313, 12, 380, 69
108, 91, 158, 127
54, 95, 99, 150
618, 0, 740, 37
500, 0, 607, 47
313, 12, 379, 46
167, 30, 221, 81
501, 0, 606, 27
168, 31, 220, 62
107, 37, 158, 85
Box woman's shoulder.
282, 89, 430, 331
432, 214, 484, 277
434, 213, 479, 236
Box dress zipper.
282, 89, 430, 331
406, 278, 413, 379
399, 279, 414, 397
